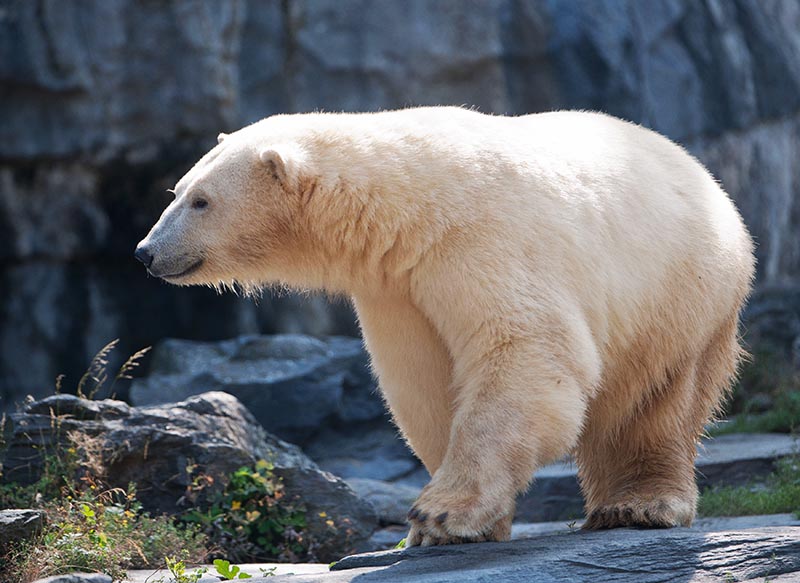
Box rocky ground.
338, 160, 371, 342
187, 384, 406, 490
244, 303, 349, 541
3, 336, 797, 582
121, 514, 800, 583
2, 381, 797, 582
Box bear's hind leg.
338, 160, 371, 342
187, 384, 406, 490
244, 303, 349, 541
579, 364, 700, 529
579, 317, 741, 530
579, 419, 699, 530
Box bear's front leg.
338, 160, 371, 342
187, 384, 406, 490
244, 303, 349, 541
405, 328, 592, 546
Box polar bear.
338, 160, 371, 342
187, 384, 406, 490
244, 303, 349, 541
136, 107, 754, 546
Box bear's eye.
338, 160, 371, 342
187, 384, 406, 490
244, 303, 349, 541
192, 198, 209, 210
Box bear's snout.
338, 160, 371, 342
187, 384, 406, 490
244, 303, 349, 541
134, 244, 154, 268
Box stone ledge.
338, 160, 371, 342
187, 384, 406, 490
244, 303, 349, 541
318, 526, 800, 583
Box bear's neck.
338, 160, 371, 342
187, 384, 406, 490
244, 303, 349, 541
274, 126, 486, 297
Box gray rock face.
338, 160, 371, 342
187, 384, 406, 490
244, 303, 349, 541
0, 509, 46, 551
1, 391, 378, 562
1, 0, 799, 411
316, 526, 800, 583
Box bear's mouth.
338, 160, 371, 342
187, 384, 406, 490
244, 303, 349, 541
153, 259, 205, 281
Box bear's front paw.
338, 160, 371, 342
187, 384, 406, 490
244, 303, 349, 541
405, 481, 513, 547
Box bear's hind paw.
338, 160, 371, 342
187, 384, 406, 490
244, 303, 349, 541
583, 498, 694, 530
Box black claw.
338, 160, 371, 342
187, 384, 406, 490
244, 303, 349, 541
435, 512, 449, 525
643, 509, 655, 525
622, 508, 634, 524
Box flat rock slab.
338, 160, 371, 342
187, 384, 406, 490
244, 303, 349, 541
250, 526, 800, 583
695, 433, 799, 488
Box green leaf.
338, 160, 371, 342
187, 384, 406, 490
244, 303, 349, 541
80, 504, 95, 519
214, 559, 232, 578
214, 559, 253, 580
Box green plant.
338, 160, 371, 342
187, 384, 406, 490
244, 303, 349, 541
183, 459, 308, 562
698, 455, 800, 517
75, 339, 151, 400
718, 345, 799, 434
159, 555, 207, 583
715, 390, 800, 435
0, 343, 310, 580
213, 559, 253, 579
0, 442, 80, 509
4, 479, 207, 583
0, 341, 204, 583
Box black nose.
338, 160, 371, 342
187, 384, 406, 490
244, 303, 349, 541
134, 245, 154, 268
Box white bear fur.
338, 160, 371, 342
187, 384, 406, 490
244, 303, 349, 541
139, 107, 755, 546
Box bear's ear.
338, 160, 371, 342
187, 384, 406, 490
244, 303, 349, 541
259, 146, 303, 185
217, 133, 228, 144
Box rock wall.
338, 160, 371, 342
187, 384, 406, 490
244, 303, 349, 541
1, 0, 798, 408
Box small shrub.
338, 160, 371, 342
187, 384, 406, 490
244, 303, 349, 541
0, 342, 310, 580
0, 444, 80, 509
155, 555, 207, 583
4, 479, 206, 583
0, 341, 204, 583
183, 460, 308, 562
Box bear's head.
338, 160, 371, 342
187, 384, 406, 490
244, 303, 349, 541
135, 130, 310, 291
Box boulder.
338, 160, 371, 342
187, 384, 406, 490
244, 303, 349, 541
305, 424, 419, 483
0, 509, 46, 551
1, 391, 378, 562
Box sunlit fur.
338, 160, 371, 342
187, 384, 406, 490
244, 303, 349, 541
138, 107, 755, 546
